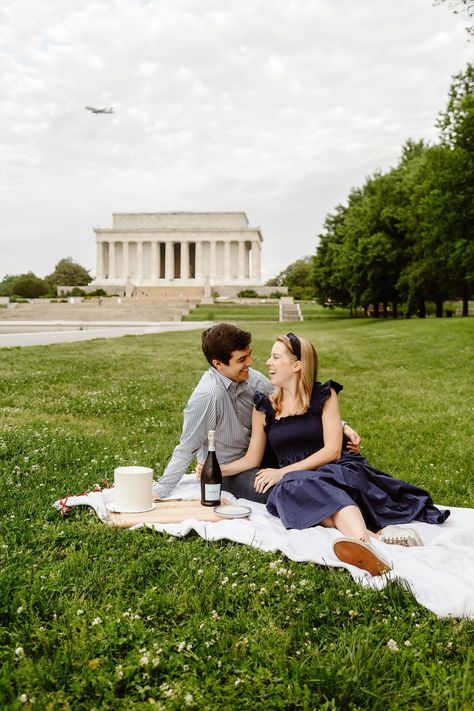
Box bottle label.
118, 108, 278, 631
204, 484, 221, 501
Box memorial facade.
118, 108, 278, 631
91, 212, 264, 295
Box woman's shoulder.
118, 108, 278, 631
310, 380, 343, 410
253, 391, 275, 420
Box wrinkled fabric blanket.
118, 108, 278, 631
53, 474, 474, 619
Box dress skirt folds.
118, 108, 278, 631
255, 381, 449, 532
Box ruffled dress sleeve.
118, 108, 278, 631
253, 391, 276, 425
310, 380, 343, 413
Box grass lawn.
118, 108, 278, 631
0, 318, 473, 710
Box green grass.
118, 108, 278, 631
1, 319, 473, 709
184, 302, 279, 321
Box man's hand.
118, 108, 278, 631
344, 424, 361, 454
195, 462, 203, 480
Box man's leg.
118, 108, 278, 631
222, 468, 270, 504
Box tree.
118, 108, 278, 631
437, 63, 474, 150
267, 256, 316, 299
0, 274, 18, 296
434, 1, 474, 37
45, 258, 93, 293
9, 272, 48, 298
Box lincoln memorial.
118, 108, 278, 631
90, 212, 264, 296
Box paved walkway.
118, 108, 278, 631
0, 321, 212, 348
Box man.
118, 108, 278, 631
154, 323, 360, 503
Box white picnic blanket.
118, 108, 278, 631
54, 474, 474, 619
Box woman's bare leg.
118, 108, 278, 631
321, 505, 377, 542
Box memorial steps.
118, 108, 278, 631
0, 296, 200, 326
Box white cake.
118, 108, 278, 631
113, 466, 154, 513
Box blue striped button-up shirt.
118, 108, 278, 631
154, 367, 274, 498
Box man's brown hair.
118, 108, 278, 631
201, 323, 252, 366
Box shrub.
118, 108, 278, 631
237, 289, 259, 298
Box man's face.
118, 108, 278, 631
213, 347, 253, 382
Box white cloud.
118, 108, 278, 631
0, 0, 471, 279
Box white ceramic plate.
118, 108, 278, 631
106, 502, 156, 514
213, 504, 251, 518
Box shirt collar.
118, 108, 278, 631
211, 367, 249, 392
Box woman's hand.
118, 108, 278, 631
254, 468, 284, 493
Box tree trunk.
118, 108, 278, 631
418, 300, 426, 318
435, 298, 443, 318
462, 296, 468, 316
383, 301, 388, 318
372, 303, 380, 318
392, 302, 398, 319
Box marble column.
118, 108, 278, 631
151, 241, 159, 280
96, 241, 105, 279
210, 241, 217, 281
122, 241, 129, 279
136, 241, 143, 278
195, 242, 202, 279
224, 240, 231, 280
181, 241, 189, 279
108, 242, 116, 279
165, 241, 174, 280
238, 241, 246, 279
251, 241, 261, 280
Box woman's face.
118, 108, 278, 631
266, 340, 298, 387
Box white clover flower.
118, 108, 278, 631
231, 582, 237, 588
221, 576, 229, 585
234, 678, 243, 686
139, 653, 149, 666
152, 656, 160, 667
211, 610, 220, 620
76, 609, 84, 616
185, 693, 194, 705
404, 640, 412, 647
15, 647, 24, 658
183, 664, 189, 671
387, 639, 399, 651
177, 641, 186, 652
17, 606, 24, 614
197, 569, 203, 576
19, 694, 28, 704
249, 583, 256, 590
91, 617, 102, 626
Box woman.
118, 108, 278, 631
219, 333, 449, 576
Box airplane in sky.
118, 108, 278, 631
85, 106, 114, 114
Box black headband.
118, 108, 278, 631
286, 332, 301, 360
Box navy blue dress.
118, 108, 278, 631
255, 381, 450, 531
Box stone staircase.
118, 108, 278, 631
279, 298, 303, 322
0, 297, 199, 323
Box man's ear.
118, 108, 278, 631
212, 359, 223, 371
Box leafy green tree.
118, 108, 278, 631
437, 63, 474, 151
313, 205, 352, 311
9, 272, 48, 298
45, 257, 93, 294
267, 256, 316, 300
0, 274, 18, 296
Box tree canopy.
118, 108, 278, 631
266, 256, 316, 299
45, 258, 93, 289
313, 65, 474, 317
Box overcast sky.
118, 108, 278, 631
0, 0, 471, 282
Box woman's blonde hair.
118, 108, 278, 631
270, 334, 319, 416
